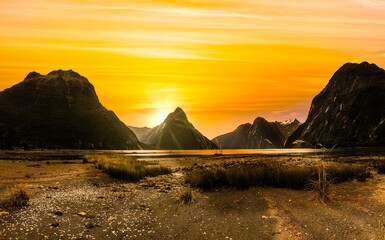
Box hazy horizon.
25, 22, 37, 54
1, 0, 385, 138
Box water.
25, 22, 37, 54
118, 149, 321, 157
110, 147, 385, 158
3, 147, 385, 159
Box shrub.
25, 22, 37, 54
93, 155, 171, 182
5, 185, 30, 208
179, 188, 193, 204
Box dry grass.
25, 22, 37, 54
5, 185, 30, 208
179, 188, 193, 204
307, 164, 331, 204
185, 163, 369, 191
376, 162, 385, 174
88, 155, 171, 182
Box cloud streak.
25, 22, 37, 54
1, 0, 385, 136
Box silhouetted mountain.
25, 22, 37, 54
213, 117, 291, 149
135, 107, 217, 149
286, 62, 385, 148
0, 70, 142, 149
271, 119, 301, 139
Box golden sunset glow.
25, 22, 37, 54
1, 0, 385, 138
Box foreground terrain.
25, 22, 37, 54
0, 151, 385, 239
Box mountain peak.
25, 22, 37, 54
47, 69, 86, 80
280, 119, 300, 125
165, 107, 188, 122
24, 71, 41, 80
174, 107, 184, 112
135, 107, 217, 149
253, 117, 268, 125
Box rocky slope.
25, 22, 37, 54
212, 117, 298, 149
132, 107, 217, 150
286, 62, 385, 148
271, 119, 301, 139
128, 126, 152, 142
0, 70, 142, 149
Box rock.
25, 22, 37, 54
84, 222, 95, 229
0, 211, 9, 216
78, 212, 87, 217
286, 62, 385, 148
54, 211, 63, 216
50, 222, 59, 227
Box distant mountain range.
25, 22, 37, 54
212, 117, 301, 149
1, 61, 385, 150
0, 70, 142, 149
286, 62, 385, 148
129, 107, 217, 150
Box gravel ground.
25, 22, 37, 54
1, 154, 385, 239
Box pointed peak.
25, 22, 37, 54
24, 71, 41, 80
174, 107, 184, 113
165, 107, 188, 122
280, 119, 301, 125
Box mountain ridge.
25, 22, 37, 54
213, 117, 300, 149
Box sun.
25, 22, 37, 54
154, 111, 169, 126
146, 86, 179, 127
148, 106, 175, 127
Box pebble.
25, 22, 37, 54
78, 212, 87, 216
84, 222, 95, 229
50, 222, 59, 227
54, 211, 63, 216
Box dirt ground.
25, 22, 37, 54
1, 152, 385, 240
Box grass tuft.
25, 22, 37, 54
179, 188, 193, 204
185, 163, 369, 191
5, 185, 30, 208
89, 155, 171, 182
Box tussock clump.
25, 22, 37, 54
5, 185, 30, 208
179, 188, 193, 204
93, 155, 171, 182
185, 162, 369, 191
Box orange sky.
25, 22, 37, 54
1, 0, 385, 138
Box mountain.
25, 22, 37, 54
132, 107, 217, 150
0, 70, 142, 149
127, 126, 152, 141
271, 119, 301, 139
212, 117, 298, 149
285, 61, 385, 148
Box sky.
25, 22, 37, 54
1, 0, 385, 138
